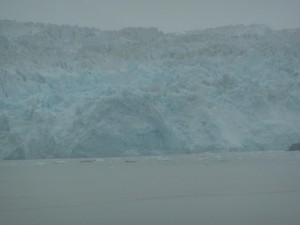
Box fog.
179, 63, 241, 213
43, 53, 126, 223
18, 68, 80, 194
1, 1, 300, 224
1, 0, 300, 32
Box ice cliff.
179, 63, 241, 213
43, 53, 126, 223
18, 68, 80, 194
0, 21, 300, 159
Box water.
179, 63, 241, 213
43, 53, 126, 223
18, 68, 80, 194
1, 151, 300, 225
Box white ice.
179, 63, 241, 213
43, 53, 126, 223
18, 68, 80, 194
0, 21, 300, 158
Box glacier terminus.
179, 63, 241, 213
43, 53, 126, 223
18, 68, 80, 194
0, 21, 300, 159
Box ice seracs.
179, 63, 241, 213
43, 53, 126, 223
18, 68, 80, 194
0, 21, 300, 159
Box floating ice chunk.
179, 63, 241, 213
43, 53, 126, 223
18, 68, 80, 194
124, 159, 138, 163
80, 159, 96, 163
36, 161, 47, 166
155, 156, 170, 161
53, 160, 67, 164
95, 158, 104, 163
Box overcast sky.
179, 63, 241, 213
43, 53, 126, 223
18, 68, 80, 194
1, 0, 299, 32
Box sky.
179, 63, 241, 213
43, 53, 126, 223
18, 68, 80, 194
0, 0, 299, 32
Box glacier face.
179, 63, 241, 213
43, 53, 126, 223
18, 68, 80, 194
0, 20, 300, 159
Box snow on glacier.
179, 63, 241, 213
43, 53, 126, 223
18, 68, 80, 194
0, 20, 300, 159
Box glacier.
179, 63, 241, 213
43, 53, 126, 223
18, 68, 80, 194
0, 20, 300, 159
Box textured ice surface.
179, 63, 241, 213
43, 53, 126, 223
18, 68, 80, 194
0, 21, 300, 158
